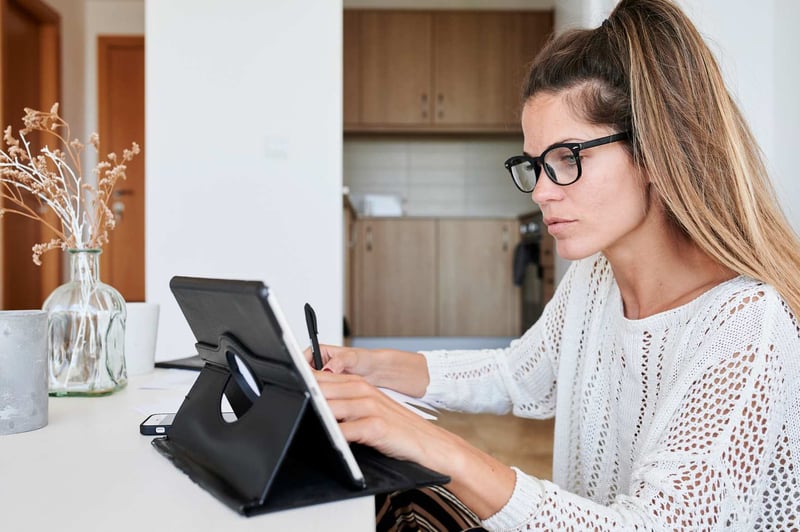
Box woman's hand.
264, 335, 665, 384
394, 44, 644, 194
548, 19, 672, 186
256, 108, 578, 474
303, 344, 430, 398
303, 344, 375, 378
315, 370, 517, 520
316, 370, 449, 462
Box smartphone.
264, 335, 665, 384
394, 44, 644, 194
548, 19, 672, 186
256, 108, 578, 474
139, 412, 237, 435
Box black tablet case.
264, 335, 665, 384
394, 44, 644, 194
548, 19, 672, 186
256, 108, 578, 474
153, 276, 449, 517
154, 354, 204, 371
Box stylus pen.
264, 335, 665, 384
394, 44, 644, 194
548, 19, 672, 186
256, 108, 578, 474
304, 303, 324, 370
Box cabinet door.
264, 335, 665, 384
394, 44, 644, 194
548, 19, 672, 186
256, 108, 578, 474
353, 219, 437, 336
359, 11, 432, 126
540, 230, 556, 305
507, 12, 554, 124
438, 219, 520, 336
433, 12, 510, 128
343, 10, 361, 126
343, 199, 356, 344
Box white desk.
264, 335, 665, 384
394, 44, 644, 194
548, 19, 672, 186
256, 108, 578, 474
0, 369, 373, 531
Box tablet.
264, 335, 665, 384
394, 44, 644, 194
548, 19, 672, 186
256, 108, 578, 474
168, 276, 365, 488
262, 285, 366, 486
164, 276, 449, 515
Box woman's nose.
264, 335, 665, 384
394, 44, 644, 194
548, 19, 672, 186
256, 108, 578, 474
531, 175, 562, 205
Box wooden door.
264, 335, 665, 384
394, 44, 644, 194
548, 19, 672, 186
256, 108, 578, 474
353, 218, 437, 336
0, 0, 60, 310
437, 219, 519, 336
97, 36, 145, 301
359, 11, 432, 126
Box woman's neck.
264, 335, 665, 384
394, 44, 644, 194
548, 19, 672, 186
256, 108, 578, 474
605, 217, 736, 320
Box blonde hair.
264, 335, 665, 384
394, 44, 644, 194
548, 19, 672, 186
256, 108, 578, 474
524, 0, 800, 317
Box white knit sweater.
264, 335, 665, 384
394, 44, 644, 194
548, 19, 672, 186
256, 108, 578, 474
421, 254, 800, 531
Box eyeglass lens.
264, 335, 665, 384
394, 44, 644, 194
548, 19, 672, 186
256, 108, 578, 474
510, 146, 579, 191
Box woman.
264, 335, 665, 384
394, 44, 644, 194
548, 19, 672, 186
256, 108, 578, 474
314, 0, 800, 529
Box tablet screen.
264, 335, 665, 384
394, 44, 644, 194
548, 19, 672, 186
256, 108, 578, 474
264, 289, 366, 487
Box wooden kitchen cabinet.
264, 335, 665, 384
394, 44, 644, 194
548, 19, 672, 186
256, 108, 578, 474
352, 218, 520, 337
343, 196, 357, 344
343, 9, 553, 133
357, 11, 433, 127
438, 219, 520, 336
343, 10, 361, 127
352, 218, 438, 337
540, 230, 556, 304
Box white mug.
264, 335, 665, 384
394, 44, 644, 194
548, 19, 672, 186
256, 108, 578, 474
124, 302, 160, 376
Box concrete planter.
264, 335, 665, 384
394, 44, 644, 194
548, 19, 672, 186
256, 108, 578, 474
0, 310, 48, 435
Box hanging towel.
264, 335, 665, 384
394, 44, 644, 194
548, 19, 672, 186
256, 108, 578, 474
512, 241, 540, 286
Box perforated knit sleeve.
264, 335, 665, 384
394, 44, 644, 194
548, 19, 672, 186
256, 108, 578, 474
420, 259, 580, 416
482, 287, 800, 530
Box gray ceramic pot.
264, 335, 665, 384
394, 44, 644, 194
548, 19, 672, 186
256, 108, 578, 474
0, 310, 48, 435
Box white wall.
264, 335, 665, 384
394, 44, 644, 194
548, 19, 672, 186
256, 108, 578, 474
45, 0, 86, 146
146, 0, 343, 360
554, 0, 614, 29
673, 1, 799, 233
773, 0, 800, 227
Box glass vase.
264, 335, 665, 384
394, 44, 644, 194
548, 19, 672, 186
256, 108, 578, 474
43, 249, 127, 396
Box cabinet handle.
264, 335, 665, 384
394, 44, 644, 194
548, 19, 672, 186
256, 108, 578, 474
436, 93, 444, 120
501, 225, 509, 252
421, 93, 428, 119
349, 223, 357, 249
365, 226, 373, 252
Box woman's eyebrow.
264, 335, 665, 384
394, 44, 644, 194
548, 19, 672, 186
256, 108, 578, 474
523, 138, 576, 157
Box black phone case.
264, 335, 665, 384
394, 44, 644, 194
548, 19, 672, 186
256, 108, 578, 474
140, 413, 174, 435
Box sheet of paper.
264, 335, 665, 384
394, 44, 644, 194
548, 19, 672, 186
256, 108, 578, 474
378, 387, 438, 420
135, 369, 198, 390
132, 369, 199, 415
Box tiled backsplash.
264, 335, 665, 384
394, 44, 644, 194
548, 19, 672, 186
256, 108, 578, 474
344, 137, 538, 217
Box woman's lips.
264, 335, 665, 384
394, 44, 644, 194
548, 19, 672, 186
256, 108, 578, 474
544, 217, 575, 236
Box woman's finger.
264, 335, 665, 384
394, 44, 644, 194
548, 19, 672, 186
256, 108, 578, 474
320, 346, 362, 374
320, 378, 422, 425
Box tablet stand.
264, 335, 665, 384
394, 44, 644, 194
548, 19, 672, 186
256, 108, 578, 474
152, 334, 330, 514
152, 332, 449, 516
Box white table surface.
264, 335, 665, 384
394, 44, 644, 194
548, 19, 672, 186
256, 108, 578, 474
0, 369, 373, 531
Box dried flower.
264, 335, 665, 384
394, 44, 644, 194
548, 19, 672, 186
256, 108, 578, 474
0, 103, 140, 265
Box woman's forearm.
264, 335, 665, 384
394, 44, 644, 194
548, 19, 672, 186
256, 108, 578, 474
364, 348, 430, 398
423, 423, 517, 520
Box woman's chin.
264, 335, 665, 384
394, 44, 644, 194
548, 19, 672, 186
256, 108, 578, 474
554, 240, 597, 262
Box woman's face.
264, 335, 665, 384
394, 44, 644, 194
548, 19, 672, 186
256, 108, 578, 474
522, 92, 650, 261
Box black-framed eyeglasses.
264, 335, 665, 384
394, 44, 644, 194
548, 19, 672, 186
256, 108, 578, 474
503, 131, 631, 193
